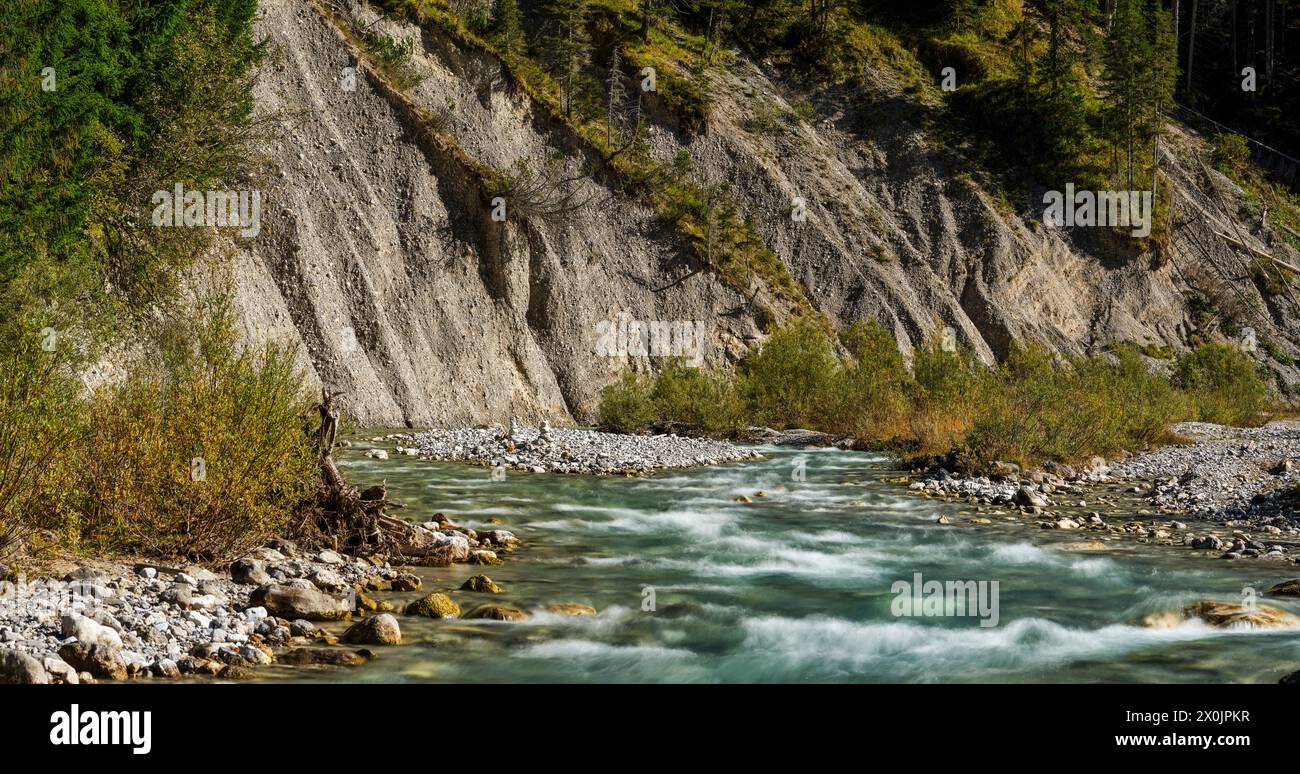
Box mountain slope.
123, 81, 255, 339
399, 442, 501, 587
222, 0, 1300, 426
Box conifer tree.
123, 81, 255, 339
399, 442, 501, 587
1103, 0, 1150, 187
606, 45, 627, 147
545, 0, 592, 118
493, 0, 525, 56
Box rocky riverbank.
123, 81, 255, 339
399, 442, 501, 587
0, 514, 520, 683
904, 420, 1300, 563
368, 423, 763, 474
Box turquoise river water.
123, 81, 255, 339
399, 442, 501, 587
261, 444, 1300, 683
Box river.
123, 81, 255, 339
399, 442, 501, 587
263, 443, 1300, 683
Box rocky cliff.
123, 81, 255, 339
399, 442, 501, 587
222, 0, 1300, 426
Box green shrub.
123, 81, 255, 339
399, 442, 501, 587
650, 360, 745, 434
958, 344, 1185, 470
0, 336, 84, 559
838, 321, 911, 442
1211, 132, 1251, 176
1173, 343, 1271, 426
897, 337, 996, 465
68, 297, 316, 559
597, 372, 658, 433
597, 318, 1280, 472
738, 317, 843, 429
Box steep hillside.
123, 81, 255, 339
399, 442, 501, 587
226, 0, 772, 427
223, 0, 1300, 426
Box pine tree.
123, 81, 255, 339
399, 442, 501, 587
1103, 0, 1150, 188
703, 0, 737, 63
1142, 1, 1178, 196
545, 0, 592, 118
493, 0, 525, 56
606, 45, 626, 147
1030, 0, 1095, 178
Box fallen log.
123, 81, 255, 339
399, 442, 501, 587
1213, 228, 1300, 274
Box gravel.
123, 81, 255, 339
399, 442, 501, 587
0, 546, 408, 682
379, 422, 762, 474
1107, 421, 1300, 520
906, 420, 1300, 563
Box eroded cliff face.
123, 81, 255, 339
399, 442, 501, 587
653, 53, 1296, 369
226, 0, 764, 427
223, 0, 1299, 427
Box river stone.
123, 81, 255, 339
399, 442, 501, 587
545, 603, 597, 617
0, 649, 50, 684
249, 546, 286, 562
1060, 540, 1108, 551
43, 657, 79, 684
478, 530, 518, 546
63, 566, 108, 584
219, 664, 256, 680
1014, 486, 1049, 508
1267, 579, 1300, 597
463, 604, 529, 621
231, 558, 271, 585
278, 648, 370, 666
461, 575, 503, 593
342, 613, 401, 645
391, 573, 422, 592
181, 565, 219, 582
61, 611, 124, 649
1143, 601, 1300, 630
426, 532, 470, 562
249, 583, 354, 621
406, 593, 460, 619
307, 568, 347, 592
467, 550, 500, 565
988, 461, 1020, 478
58, 642, 128, 681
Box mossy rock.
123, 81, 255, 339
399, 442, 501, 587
460, 574, 503, 593
391, 573, 422, 592
462, 604, 529, 621
466, 550, 501, 565
405, 593, 461, 619
219, 664, 256, 680
1267, 579, 1300, 597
